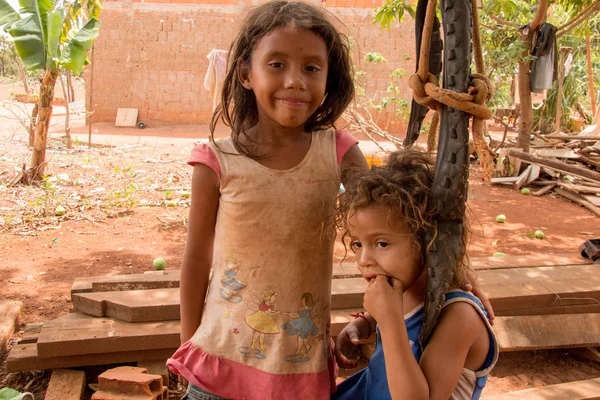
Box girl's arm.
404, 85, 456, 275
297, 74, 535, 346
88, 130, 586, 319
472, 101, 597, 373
380, 299, 488, 400
340, 144, 369, 184
180, 163, 220, 343
418, 302, 489, 399
368, 277, 429, 400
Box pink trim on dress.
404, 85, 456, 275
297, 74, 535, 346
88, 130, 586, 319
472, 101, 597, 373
335, 130, 358, 165
167, 341, 334, 400
188, 143, 221, 178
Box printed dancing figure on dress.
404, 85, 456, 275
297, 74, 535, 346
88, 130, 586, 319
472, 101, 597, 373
219, 255, 247, 304
282, 292, 325, 363
240, 288, 280, 359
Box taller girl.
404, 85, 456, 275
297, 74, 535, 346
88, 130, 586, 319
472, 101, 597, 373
167, 2, 367, 399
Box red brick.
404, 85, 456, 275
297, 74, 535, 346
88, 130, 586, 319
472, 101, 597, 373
92, 366, 166, 400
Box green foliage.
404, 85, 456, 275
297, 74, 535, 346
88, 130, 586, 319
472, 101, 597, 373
364, 52, 387, 64
374, 0, 415, 30
0, 0, 101, 74
480, 0, 600, 130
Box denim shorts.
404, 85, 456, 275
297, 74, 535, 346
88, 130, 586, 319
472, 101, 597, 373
183, 384, 229, 400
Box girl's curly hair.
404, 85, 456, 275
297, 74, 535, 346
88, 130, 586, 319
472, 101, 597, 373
209, 1, 354, 155
336, 150, 468, 287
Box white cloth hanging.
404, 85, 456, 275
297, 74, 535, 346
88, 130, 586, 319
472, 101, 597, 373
204, 49, 229, 111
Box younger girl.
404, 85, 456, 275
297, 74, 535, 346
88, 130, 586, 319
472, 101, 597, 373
333, 150, 498, 400
167, 2, 367, 399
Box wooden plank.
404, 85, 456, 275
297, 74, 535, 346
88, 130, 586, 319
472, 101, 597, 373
36, 313, 180, 357
469, 253, 590, 270
331, 278, 367, 310
494, 313, 600, 352
482, 377, 600, 400
6, 343, 177, 373
509, 149, 600, 183
45, 369, 86, 400
555, 188, 600, 217
583, 194, 600, 207
114, 108, 138, 127
515, 165, 532, 189
0, 301, 22, 357
19, 322, 44, 344
330, 266, 600, 311
557, 181, 600, 195
71, 270, 180, 295
333, 253, 591, 278
569, 347, 600, 363
498, 304, 600, 317
526, 164, 541, 184
491, 177, 519, 185
478, 264, 600, 284
533, 148, 581, 159
72, 289, 180, 322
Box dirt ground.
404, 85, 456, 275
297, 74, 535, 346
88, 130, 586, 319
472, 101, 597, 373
1, 80, 599, 398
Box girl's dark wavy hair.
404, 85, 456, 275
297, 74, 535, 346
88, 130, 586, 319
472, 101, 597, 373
336, 150, 469, 287
209, 0, 354, 154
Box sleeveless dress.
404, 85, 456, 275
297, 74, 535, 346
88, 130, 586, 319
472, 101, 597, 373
333, 290, 499, 400
167, 130, 356, 400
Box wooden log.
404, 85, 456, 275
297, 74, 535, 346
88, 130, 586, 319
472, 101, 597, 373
544, 134, 600, 141
509, 149, 600, 183
483, 377, 600, 400
6, 343, 177, 373
555, 188, 600, 217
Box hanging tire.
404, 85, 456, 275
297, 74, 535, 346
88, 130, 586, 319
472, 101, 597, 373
420, 0, 473, 347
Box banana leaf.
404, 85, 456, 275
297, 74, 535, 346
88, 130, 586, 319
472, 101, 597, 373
58, 16, 99, 74
0, 0, 20, 27
5, 0, 55, 70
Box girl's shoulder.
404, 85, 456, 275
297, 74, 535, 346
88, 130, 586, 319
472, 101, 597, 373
312, 128, 358, 166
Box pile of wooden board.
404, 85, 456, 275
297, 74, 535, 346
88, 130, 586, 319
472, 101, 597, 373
491, 130, 600, 216
7, 254, 600, 376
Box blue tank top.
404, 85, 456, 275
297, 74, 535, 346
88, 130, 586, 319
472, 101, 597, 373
332, 291, 498, 400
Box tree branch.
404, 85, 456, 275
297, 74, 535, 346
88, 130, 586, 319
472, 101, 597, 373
557, 1, 600, 38
530, 0, 548, 31
486, 13, 520, 28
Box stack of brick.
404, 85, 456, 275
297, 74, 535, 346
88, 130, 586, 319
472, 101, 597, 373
92, 366, 168, 400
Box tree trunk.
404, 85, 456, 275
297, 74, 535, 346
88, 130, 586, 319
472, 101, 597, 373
555, 48, 570, 133
516, 32, 534, 152
29, 103, 38, 147
30, 69, 58, 181
66, 70, 75, 102
586, 35, 596, 117
516, 0, 548, 153
16, 57, 29, 94
59, 73, 73, 149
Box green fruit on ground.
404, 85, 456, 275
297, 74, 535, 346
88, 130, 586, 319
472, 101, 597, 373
166, 200, 177, 207
495, 214, 506, 223
493, 252, 505, 257
521, 188, 530, 195
153, 257, 166, 270
55, 206, 66, 216
534, 230, 545, 239
180, 191, 191, 199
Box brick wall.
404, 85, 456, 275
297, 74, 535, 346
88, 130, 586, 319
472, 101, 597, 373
85, 0, 416, 133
